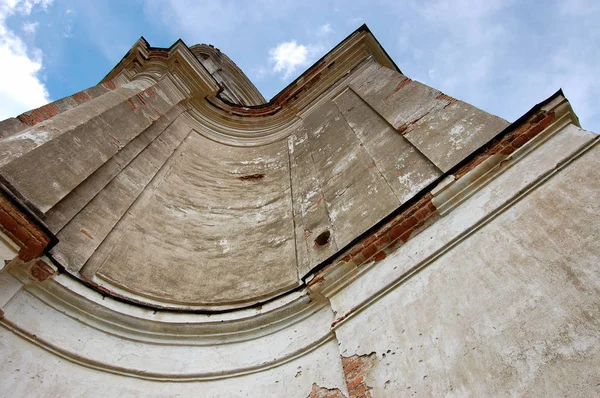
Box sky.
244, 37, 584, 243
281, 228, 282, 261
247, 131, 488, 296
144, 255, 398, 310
0, 0, 599, 133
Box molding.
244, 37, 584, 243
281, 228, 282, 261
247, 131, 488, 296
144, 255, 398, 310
1, 264, 336, 380
317, 115, 598, 330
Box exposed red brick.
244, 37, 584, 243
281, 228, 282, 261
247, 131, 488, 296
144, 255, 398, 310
0, 192, 51, 261
17, 102, 60, 126
361, 244, 377, 260
342, 353, 376, 398
30, 260, 55, 282
436, 92, 458, 105
374, 236, 388, 249
102, 80, 117, 90
399, 229, 414, 244
350, 251, 366, 265
0, 208, 18, 234
414, 206, 431, 220
349, 384, 368, 397
361, 234, 378, 248
385, 78, 412, 100
340, 254, 352, 263
389, 224, 406, 241
306, 383, 345, 398
455, 110, 556, 179
238, 173, 265, 181
349, 245, 363, 257
346, 375, 365, 391
72, 91, 92, 104
373, 251, 387, 262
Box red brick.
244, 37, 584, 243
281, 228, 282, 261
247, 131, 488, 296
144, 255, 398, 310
361, 234, 378, 247
102, 80, 117, 90
340, 254, 352, 263
342, 357, 360, 372
0, 193, 51, 261
373, 251, 387, 262
390, 223, 409, 241
374, 236, 389, 248
344, 377, 362, 393
30, 260, 54, 282
361, 244, 377, 260
351, 252, 365, 265
0, 209, 18, 233
349, 384, 368, 397
72, 91, 91, 104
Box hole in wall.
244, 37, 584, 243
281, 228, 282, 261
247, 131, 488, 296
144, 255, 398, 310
238, 173, 265, 181
314, 230, 331, 247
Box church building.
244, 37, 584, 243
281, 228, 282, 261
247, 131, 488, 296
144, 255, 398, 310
1, 25, 599, 397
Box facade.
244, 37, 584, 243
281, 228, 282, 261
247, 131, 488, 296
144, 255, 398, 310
0, 25, 599, 397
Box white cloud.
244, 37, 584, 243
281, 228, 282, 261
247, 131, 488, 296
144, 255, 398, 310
318, 23, 332, 36
269, 40, 323, 80
0, 0, 51, 120
11, 0, 52, 15
252, 65, 268, 80
22, 20, 37, 33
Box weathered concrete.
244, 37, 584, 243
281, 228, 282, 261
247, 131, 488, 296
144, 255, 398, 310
0, 25, 598, 397
333, 140, 600, 397
92, 132, 298, 305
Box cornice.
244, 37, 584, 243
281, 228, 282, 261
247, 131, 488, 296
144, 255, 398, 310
99, 26, 401, 147
1, 262, 334, 380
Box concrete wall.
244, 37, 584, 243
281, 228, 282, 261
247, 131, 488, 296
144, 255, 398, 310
0, 331, 348, 398
1, 102, 598, 397
330, 125, 600, 396
1, 30, 599, 397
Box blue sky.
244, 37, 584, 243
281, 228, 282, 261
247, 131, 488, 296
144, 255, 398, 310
1, 0, 599, 133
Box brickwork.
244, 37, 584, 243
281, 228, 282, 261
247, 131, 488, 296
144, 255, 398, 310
29, 260, 55, 282
455, 110, 556, 179
310, 108, 557, 289
15, 79, 119, 127
0, 192, 51, 261
335, 193, 438, 269
306, 383, 346, 398
341, 354, 376, 398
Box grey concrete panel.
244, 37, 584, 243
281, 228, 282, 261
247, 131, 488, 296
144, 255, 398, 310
334, 88, 442, 203
404, 100, 509, 172
350, 64, 443, 131
51, 116, 190, 273
324, 165, 399, 249
0, 87, 173, 213
45, 106, 184, 232
94, 133, 299, 305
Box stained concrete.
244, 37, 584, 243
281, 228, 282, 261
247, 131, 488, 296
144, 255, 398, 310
0, 33, 543, 308
0, 28, 599, 398
333, 128, 600, 397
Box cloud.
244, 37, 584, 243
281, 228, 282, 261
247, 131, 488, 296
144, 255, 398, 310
11, 0, 53, 15
318, 23, 332, 36
252, 65, 268, 81
22, 21, 38, 33
0, 0, 51, 120
390, 0, 600, 130
269, 40, 323, 80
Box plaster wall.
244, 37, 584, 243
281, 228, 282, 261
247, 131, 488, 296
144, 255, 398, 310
1, 30, 599, 397
332, 127, 600, 396
0, 332, 347, 398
